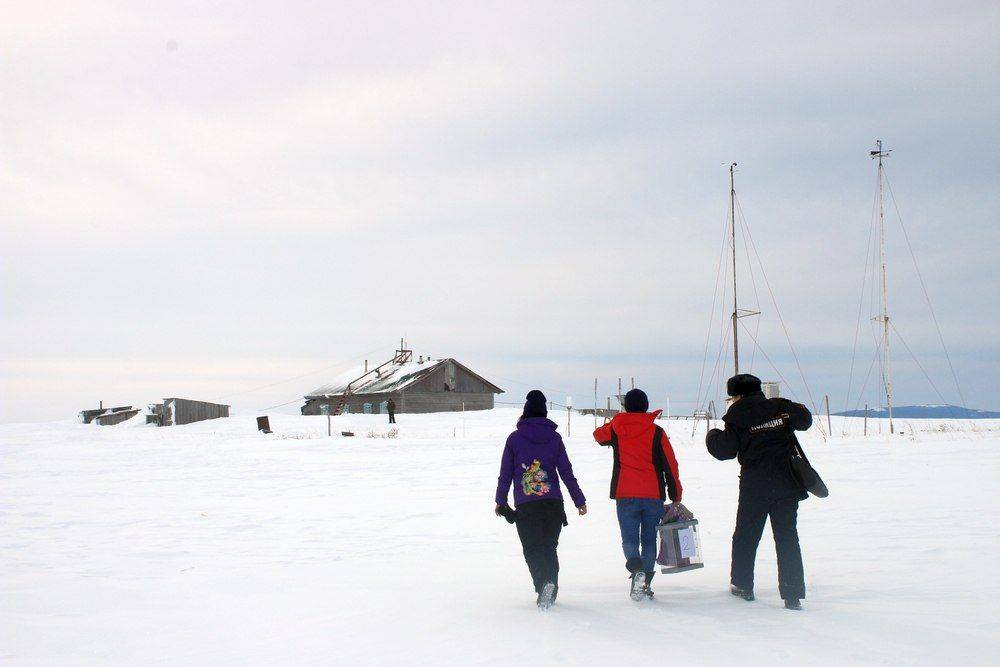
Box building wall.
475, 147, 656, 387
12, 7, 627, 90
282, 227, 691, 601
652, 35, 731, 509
399, 391, 494, 413
302, 393, 396, 416
302, 390, 494, 415
94, 409, 140, 426
407, 361, 497, 395
163, 398, 230, 425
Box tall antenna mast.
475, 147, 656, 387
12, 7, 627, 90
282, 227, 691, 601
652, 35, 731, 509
871, 140, 894, 433
731, 163, 740, 374
728, 163, 759, 377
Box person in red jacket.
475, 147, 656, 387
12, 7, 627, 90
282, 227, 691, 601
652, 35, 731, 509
594, 388, 683, 600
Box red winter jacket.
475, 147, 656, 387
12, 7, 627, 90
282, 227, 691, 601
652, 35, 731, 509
593, 410, 682, 502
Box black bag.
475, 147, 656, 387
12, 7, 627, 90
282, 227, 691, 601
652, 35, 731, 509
789, 435, 829, 498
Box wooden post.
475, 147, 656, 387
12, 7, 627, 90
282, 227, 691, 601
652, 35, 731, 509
462, 401, 466, 438
864, 404, 869, 436
630, 377, 634, 390
666, 397, 670, 420
327, 413, 331, 437
825, 394, 832, 435
618, 378, 622, 405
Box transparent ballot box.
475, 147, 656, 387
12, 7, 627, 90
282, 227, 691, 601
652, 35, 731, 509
656, 519, 705, 574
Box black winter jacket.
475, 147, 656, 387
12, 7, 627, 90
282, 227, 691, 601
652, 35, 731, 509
706, 392, 812, 501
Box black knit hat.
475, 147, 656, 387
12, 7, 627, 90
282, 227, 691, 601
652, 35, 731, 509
624, 388, 649, 413
727, 374, 762, 397
522, 390, 548, 419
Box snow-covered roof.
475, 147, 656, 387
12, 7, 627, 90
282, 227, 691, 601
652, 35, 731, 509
304, 358, 503, 398
305, 358, 440, 397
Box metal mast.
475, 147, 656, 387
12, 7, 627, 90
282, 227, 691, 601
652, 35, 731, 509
871, 140, 894, 433
730, 163, 740, 374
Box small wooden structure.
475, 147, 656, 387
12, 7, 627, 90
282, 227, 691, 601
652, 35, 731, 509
147, 398, 230, 426
80, 405, 140, 426
302, 345, 503, 416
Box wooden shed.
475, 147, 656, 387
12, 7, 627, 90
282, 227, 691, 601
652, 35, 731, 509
301, 347, 503, 416
147, 398, 230, 426
79, 405, 140, 426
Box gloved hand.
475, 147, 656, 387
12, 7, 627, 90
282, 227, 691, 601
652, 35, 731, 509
662, 502, 694, 523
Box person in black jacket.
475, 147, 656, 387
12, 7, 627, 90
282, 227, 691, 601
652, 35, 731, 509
387, 398, 397, 424
706, 374, 812, 610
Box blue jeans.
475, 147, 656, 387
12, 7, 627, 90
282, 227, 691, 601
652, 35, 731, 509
616, 498, 665, 574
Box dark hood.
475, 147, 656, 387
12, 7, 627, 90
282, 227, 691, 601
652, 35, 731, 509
516, 417, 559, 443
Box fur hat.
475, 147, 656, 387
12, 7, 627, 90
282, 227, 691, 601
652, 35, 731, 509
727, 373, 762, 397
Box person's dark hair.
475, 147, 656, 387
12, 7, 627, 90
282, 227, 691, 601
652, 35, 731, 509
521, 390, 547, 420
727, 374, 762, 397
623, 388, 649, 413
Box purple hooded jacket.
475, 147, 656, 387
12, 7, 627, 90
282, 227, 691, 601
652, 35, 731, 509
495, 418, 586, 508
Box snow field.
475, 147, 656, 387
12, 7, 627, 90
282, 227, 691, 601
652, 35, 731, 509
1, 409, 999, 665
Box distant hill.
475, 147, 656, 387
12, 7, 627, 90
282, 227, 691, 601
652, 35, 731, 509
834, 405, 1000, 419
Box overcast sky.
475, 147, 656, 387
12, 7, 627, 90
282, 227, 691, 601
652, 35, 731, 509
2, 1, 998, 423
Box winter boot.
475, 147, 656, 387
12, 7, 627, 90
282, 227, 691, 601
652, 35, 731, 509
784, 598, 802, 611
729, 584, 755, 601
537, 582, 556, 610
629, 571, 648, 602
643, 571, 655, 599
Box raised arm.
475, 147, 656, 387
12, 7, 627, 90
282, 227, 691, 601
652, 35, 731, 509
593, 421, 616, 446
782, 400, 813, 431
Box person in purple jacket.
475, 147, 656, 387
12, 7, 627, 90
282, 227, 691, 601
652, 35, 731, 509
495, 390, 587, 609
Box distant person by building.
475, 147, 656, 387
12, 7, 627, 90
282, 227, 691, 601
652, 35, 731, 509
593, 388, 684, 601
706, 373, 812, 610
386, 398, 396, 424
495, 390, 587, 609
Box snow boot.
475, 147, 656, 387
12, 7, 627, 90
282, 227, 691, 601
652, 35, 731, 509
537, 582, 556, 610
629, 571, 648, 602
784, 598, 802, 611
730, 584, 755, 601
643, 571, 655, 599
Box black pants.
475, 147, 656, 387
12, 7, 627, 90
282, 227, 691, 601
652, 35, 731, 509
731, 494, 805, 600
388, 412, 396, 424
514, 500, 565, 593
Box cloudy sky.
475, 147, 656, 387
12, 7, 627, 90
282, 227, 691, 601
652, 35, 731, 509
2, 1, 998, 422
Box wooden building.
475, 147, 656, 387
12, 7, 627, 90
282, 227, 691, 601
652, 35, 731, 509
80, 405, 139, 426
147, 398, 230, 426
302, 347, 503, 416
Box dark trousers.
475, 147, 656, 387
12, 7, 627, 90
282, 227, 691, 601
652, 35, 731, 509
388, 412, 396, 424
514, 500, 565, 593
731, 494, 805, 600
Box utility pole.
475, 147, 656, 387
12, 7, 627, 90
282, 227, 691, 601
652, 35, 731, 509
871, 140, 894, 434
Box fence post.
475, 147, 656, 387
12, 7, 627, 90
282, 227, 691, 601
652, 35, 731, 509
825, 394, 832, 435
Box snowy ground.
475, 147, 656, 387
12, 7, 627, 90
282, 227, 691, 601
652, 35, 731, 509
2, 408, 999, 665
